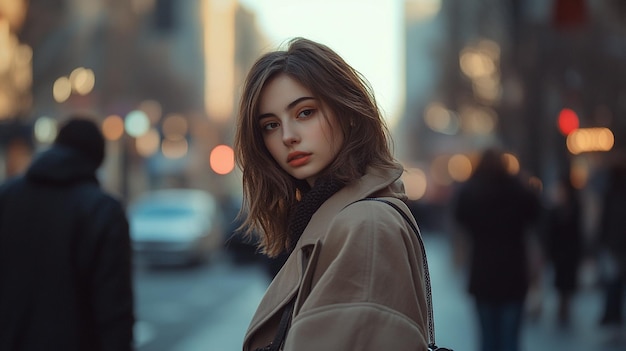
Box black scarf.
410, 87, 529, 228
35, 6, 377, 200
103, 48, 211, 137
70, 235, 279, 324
286, 176, 345, 252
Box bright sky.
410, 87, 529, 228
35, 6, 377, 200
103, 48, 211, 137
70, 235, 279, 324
237, 0, 405, 127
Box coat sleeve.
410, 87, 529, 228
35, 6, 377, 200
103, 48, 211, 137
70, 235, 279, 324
283, 201, 429, 351
87, 197, 135, 351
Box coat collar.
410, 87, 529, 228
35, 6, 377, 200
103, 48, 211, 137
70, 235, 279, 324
244, 163, 406, 346
296, 163, 405, 248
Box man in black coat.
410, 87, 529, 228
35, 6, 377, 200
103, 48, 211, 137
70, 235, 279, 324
0, 116, 135, 350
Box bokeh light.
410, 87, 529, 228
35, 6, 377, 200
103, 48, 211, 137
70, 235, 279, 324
138, 99, 162, 125
458, 104, 497, 134
448, 154, 473, 182
424, 102, 459, 135
566, 127, 614, 154
209, 144, 235, 175
162, 114, 188, 141
102, 114, 125, 141
460, 49, 495, 79
557, 108, 579, 136
162, 138, 188, 159
125, 110, 150, 137
503, 153, 520, 175
69, 67, 95, 95
52, 76, 71, 103
402, 167, 427, 201
136, 129, 160, 157
33, 116, 58, 144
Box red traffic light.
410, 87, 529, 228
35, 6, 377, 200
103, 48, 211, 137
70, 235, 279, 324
558, 108, 579, 136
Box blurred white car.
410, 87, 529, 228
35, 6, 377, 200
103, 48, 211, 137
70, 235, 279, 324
128, 189, 223, 266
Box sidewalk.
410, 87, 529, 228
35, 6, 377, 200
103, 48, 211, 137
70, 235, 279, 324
423, 232, 626, 351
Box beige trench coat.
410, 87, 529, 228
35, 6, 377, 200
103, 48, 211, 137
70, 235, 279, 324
243, 164, 429, 351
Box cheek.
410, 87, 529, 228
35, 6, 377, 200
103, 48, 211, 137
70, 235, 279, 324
263, 135, 282, 162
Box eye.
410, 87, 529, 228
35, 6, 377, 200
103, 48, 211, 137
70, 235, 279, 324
297, 109, 315, 119
262, 121, 280, 131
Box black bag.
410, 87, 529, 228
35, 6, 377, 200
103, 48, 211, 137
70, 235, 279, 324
255, 198, 453, 351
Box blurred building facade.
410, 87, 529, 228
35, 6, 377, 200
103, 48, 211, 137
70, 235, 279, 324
401, 0, 626, 230
0, 0, 32, 177
3, 0, 625, 216
3, 0, 267, 202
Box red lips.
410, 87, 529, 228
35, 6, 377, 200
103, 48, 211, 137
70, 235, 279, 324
287, 151, 311, 167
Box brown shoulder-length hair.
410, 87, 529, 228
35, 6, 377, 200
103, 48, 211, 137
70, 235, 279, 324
234, 37, 395, 257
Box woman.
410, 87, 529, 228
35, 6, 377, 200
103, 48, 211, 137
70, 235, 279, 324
235, 37, 429, 350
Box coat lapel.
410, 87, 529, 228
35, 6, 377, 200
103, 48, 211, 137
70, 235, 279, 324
243, 249, 301, 344
243, 164, 405, 348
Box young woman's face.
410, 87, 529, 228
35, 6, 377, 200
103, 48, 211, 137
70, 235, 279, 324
258, 74, 344, 186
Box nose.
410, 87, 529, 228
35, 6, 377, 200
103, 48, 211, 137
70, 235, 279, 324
282, 123, 300, 145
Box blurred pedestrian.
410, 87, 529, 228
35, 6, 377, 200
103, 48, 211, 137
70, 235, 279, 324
453, 147, 540, 351
541, 174, 584, 327
597, 161, 626, 326
0, 116, 135, 350
235, 37, 430, 350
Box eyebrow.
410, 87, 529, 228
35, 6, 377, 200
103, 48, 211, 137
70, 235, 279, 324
257, 96, 316, 120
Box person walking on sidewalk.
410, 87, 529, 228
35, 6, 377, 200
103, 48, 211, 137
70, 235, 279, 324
597, 161, 626, 327
453, 147, 540, 351
541, 174, 584, 327
0, 116, 135, 351
235, 37, 429, 350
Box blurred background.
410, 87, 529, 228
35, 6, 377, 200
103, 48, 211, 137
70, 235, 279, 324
1, 0, 625, 350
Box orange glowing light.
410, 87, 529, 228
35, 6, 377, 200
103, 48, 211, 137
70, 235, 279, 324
102, 115, 124, 141
209, 144, 235, 175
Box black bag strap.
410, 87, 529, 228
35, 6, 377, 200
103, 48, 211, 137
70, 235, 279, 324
266, 296, 295, 351
352, 197, 445, 350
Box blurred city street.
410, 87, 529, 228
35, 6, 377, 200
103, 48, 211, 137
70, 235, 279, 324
2, 1, 626, 350
133, 232, 626, 351
133, 252, 270, 351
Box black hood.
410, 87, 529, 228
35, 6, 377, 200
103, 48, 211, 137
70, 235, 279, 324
25, 145, 100, 185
